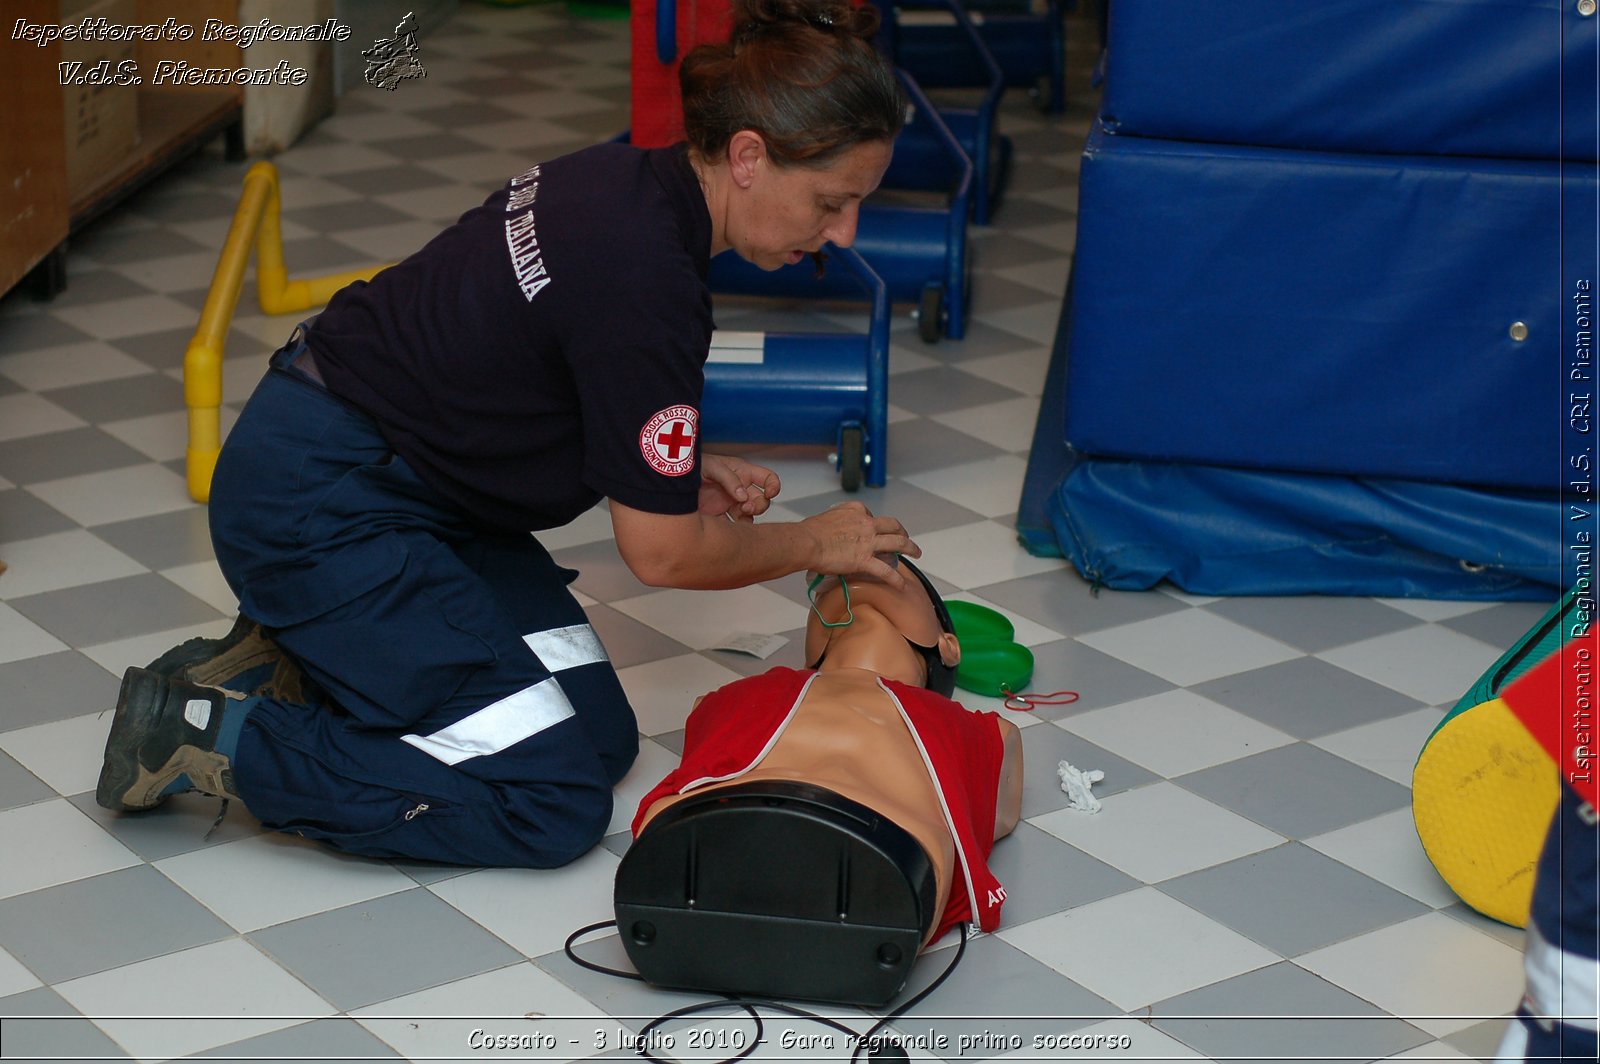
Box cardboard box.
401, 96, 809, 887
61, 0, 141, 201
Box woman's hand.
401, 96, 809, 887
699, 453, 781, 521
800, 501, 920, 588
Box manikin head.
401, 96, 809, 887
803, 556, 961, 695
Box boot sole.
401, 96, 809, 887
96, 669, 233, 811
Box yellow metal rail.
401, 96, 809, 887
184, 160, 389, 501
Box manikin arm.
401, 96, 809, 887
994, 718, 1023, 842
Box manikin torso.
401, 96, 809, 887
638, 666, 958, 942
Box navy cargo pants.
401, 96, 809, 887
207, 333, 638, 867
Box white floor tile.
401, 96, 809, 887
327, 221, 442, 263
0, 943, 41, 998
155, 833, 416, 933
936, 592, 1064, 647
49, 295, 199, 341
54, 938, 334, 1060
606, 738, 685, 838
1077, 609, 1302, 687
928, 398, 1045, 454
160, 561, 240, 617
0, 340, 152, 391
1376, 599, 1495, 622
1059, 689, 1296, 778
354, 963, 606, 1060
1295, 912, 1525, 1037
991, 256, 1074, 297
999, 887, 1279, 1011
275, 142, 410, 177
1319, 626, 1504, 707
1303, 809, 1462, 910
79, 617, 235, 679
377, 183, 496, 223
26, 463, 195, 527
0, 530, 146, 598
0, 602, 69, 665
426, 845, 620, 960
101, 410, 190, 463
612, 585, 805, 650
912, 521, 1067, 588
903, 454, 1031, 518
1030, 781, 1285, 883
957, 348, 1050, 397
0, 393, 85, 441
1311, 707, 1447, 786
1385, 1039, 1481, 1059
0, 799, 140, 899
0, 712, 115, 798
981, 303, 1065, 347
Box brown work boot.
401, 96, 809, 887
145, 614, 309, 701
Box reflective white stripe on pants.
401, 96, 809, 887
400, 624, 606, 766
524, 624, 609, 672
402, 677, 576, 766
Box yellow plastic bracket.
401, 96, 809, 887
184, 160, 391, 501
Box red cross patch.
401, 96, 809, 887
639, 405, 698, 476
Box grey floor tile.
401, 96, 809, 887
38, 373, 185, 424
124, 186, 241, 224
888, 367, 1024, 417
0, 428, 150, 485
1440, 601, 1553, 652
584, 603, 694, 670
553, 540, 652, 604
878, 933, 1119, 1058
38, 269, 153, 309
0, 987, 130, 1061
894, 317, 1040, 364
1151, 962, 1431, 1063
968, 230, 1073, 271
1019, 724, 1159, 818
0, 865, 232, 983
88, 507, 219, 572
326, 166, 465, 197
278, 236, 391, 274
65, 791, 266, 862
1190, 656, 1427, 741
0, 650, 118, 732
0, 748, 53, 810
406, 101, 534, 128
72, 225, 211, 265
249, 888, 523, 1011
1176, 744, 1414, 841
196, 1017, 404, 1060
987, 821, 1139, 926
1159, 843, 1430, 957
1202, 595, 1421, 654
0, 314, 94, 357
782, 480, 987, 534
971, 272, 1064, 315
1018, 637, 1175, 718
0, 488, 79, 542
537, 935, 727, 1033
10, 573, 226, 648
1441, 902, 1526, 951
886, 418, 1006, 478
108, 325, 221, 371
1444, 1016, 1519, 1061
973, 567, 1188, 638
283, 201, 418, 235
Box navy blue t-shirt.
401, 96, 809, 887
304, 143, 713, 532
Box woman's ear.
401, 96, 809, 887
727, 129, 766, 189
937, 631, 960, 668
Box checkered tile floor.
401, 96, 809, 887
0, 3, 1541, 1060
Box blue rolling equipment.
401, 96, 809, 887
708, 68, 975, 344
894, 0, 1068, 114
878, 0, 1011, 225
701, 246, 891, 491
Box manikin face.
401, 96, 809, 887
803, 562, 961, 682
728, 136, 894, 271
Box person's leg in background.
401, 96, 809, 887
1493, 783, 1599, 1062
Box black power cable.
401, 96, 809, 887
562, 920, 970, 1063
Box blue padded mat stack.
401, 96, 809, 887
1021, 0, 1597, 598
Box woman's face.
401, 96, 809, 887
729, 137, 893, 271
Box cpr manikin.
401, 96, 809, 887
613, 558, 1023, 1005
